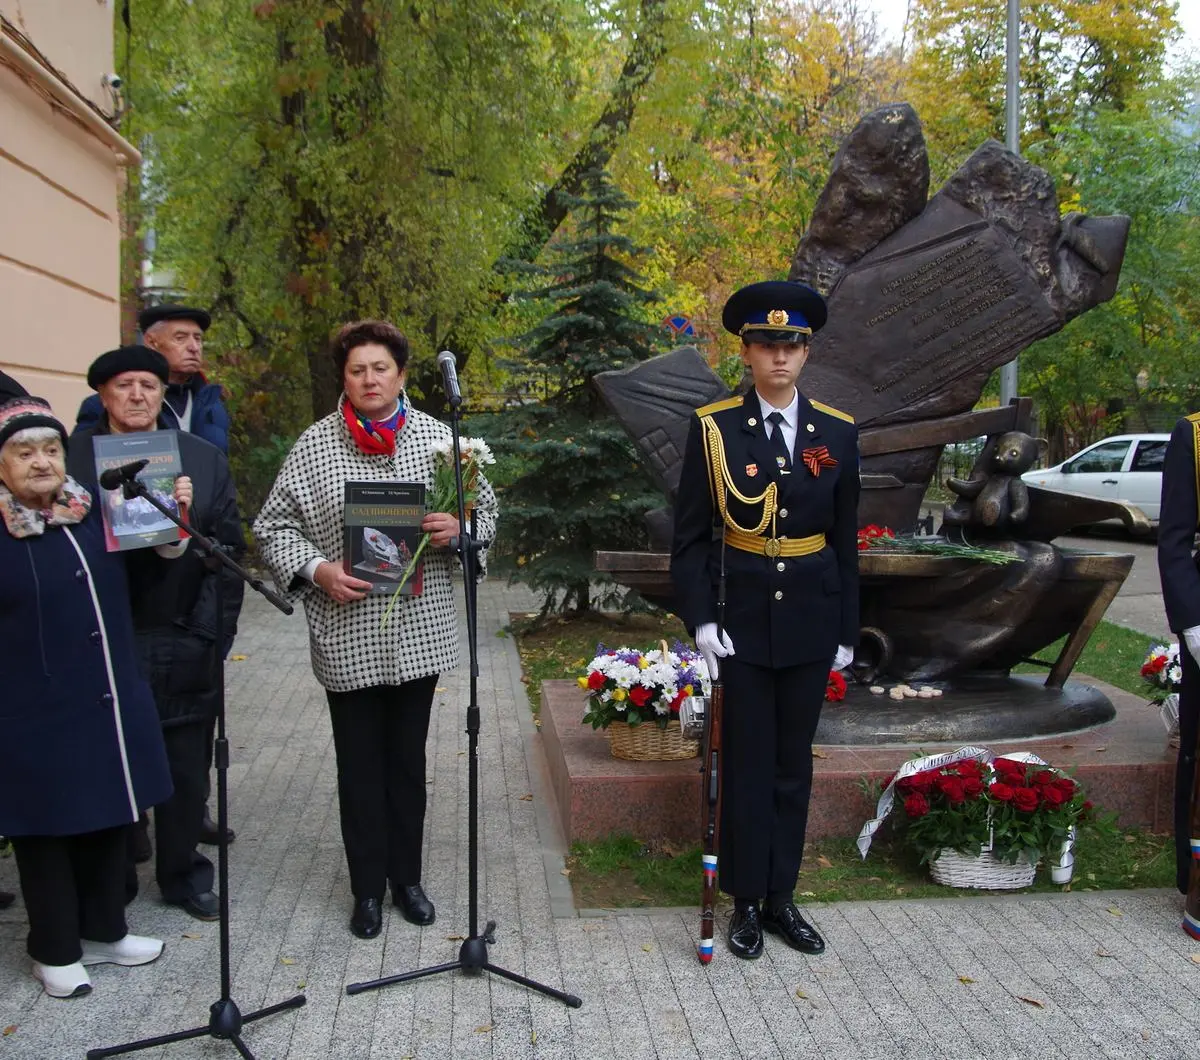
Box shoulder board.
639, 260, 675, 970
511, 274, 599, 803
810, 399, 854, 424
1186, 412, 1200, 424
695, 396, 741, 418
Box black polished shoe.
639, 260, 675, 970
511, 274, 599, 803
168, 890, 221, 922
392, 884, 436, 926
762, 902, 825, 954
727, 900, 763, 959
199, 810, 234, 846
350, 897, 383, 939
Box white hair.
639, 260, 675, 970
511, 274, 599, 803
2, 426, 62, 450
142, 320, 169, 343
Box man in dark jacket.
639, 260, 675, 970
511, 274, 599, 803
68, 345, 245, 922
75, 305, 229, 454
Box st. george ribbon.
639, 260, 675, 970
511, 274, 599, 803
99, 458, 149, 491
437, 349, 462, 408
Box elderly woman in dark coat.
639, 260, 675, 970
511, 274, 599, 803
0, 397, 173, 999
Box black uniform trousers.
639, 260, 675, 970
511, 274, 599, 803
1177, 649, 1200, 894
719, 655, 828, 901
10, 826, 128, 965
325, 675, 438, 901
155, 721, 215, 903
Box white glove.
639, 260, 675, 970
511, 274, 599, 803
833, 644, 854, 671
695, 623, 735, 679
1184, 626, 1200, 667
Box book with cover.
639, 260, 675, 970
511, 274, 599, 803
92, 431, 186, 552
343, 481, 426, 595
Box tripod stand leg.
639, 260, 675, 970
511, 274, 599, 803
240, 994, 308, 1025
87, 1023, 212, 1057
483, 962, 583, 1007
346, 960, 461, 995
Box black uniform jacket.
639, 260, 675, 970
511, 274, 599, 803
671, 390, 860, 669
1158, 414, 1200, 634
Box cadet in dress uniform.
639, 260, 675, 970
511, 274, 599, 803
671, 280, 859, 960
1156, 412, 1200, 921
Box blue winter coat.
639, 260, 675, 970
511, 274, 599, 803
0, 502, 173, 836
75, 374, 230, 454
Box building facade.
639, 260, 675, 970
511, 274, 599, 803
0, 0, 138, 419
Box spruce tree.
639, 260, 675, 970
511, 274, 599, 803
496, 168, 664, 614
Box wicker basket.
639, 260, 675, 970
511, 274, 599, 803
607, 720, 699, 761
929, 847, 1036, 890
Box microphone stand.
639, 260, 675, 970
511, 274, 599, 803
88, 473, 306, 1059
345, 382, 581, 1009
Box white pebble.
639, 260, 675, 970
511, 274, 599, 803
918, 688, 935, 699
869, 685, 886, 695
932, 688, 944, 697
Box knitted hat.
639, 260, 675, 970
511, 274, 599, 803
0, 396, 68, 451
86, 345, 170, 390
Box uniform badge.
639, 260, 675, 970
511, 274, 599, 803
767, 309, 789, 326
745, 463, 758, 478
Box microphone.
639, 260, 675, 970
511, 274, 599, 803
99, 458, 149, 491
437, 349, 462, 408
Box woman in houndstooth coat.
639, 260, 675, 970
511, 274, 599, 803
254, 321, 497, 940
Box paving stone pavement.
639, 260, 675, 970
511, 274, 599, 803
2, 578, 1198, 1059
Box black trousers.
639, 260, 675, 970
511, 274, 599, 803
1177, 649, 1199, 894
326, 676, 438, 901
10, 826, 128, 965
155, 721, 214, 903
719, 656, 828, 900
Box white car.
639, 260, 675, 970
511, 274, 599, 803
1021, 433, 1170, 525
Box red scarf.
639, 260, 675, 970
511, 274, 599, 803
342, 399, 405, 455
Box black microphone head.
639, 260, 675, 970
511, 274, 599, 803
99, 467, 127, 490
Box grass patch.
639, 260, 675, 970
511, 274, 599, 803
510, 609, 688, 714
1014, 619, 1157, 696
567, 828, 1175, 909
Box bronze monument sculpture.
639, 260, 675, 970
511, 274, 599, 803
594, 104, 1140, 743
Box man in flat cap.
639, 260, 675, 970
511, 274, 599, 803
671, 280, 859, 960
75, 305, 229, 454
68, 346, 245, 923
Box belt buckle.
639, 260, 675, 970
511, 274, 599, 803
763, 537, 782, 558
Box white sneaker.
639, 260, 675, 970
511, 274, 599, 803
80, 934, 164, 967
32, 961, 92, 998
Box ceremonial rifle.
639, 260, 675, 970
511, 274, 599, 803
698, 507, 728, 964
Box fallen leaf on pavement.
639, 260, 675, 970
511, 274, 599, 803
1106, 906, 1123, 916
531, 1031, 537, 1044
957, 976, 975, 984
1189, 954, 1200, 965
446, 935, 465, 941
229, 654, 247, 661
181, 933, 202, 940
642, 944, 653, 952
561, 868, 571, 876
279, 957, 295, 965
1093, 747, 1107, 752
811, 749, 830, 759
3, 1026, 16, 1037
816, 855, 833, 868
1096, 949, 1116, 958
435, 686, 447, 692
1016, 996, 1045, 1008
517, 793, 533, 801
794, 988, 808, 999
475, 1025, 493, 1034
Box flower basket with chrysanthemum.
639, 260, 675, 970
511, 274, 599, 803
1141, 642, 1183, 741
858, 746, 1101, 888
578, 642, 711, 760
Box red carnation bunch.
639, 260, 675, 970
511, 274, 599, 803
856, 523, 896, 551
825, 670, 847, 702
